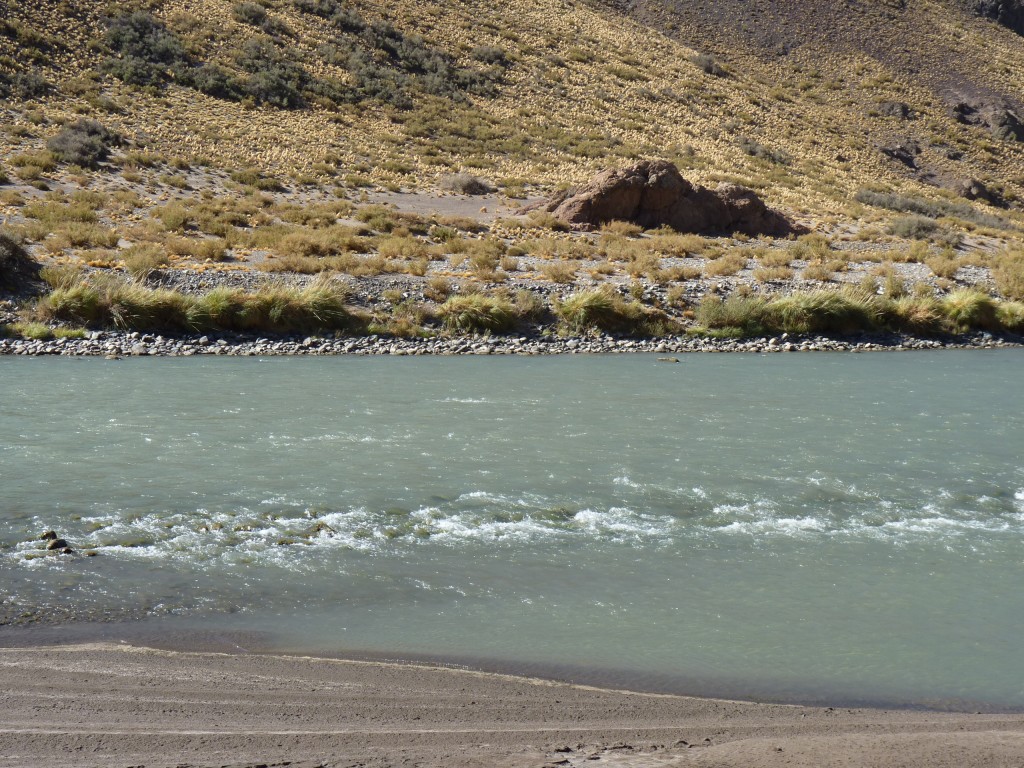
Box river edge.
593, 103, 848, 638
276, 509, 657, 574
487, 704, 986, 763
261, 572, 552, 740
2, 642, 1024, 768
2, 613, 1023, 715
2, 328, 1023, 357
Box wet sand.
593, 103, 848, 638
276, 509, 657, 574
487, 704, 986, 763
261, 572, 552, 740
1, 643, 1024, 768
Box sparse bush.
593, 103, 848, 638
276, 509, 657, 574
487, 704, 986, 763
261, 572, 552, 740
801, 262, 834, 282
23, 199, 98, 225
692, 53, 728, 77
46, 119, 117, 168
356, 205, 397, 232
854, 188, 1007, 230
753, 266, 793, 282
121, 244, 169, 280
600, 220, 643, 237
376, 234, 427, 260
889, 215, 938, 239
925, 254, 959, 279
737, 136, 790, 165
233, 2, 268, 26
526, 211, 569, 231
993, 251, 1024, 300
168, 237, 229, 262
156, 203, 191, 232
423, 276, 452, 302
756, 249, 794, 268
704, 253, 747, 276
648, 232, 706, 256
438, 173, 492, 195
51, 223, 120, 249
539, 260, 579, 283
470, 46, 509, 66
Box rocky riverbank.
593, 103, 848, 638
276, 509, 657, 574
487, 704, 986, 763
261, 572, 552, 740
1, 328, 1021, 357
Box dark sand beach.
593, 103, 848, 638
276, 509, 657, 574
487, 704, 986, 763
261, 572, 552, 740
2, 643, 1024, 768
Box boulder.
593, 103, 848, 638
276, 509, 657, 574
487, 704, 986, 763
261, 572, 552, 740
528, 160, 796, 236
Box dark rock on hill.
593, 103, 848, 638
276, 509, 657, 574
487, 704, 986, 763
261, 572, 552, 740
880, 139, 922, 169
951, 93, 1024, 141
530, 160, 796, 235
0, 231, 40, 295
966, 0, 1024, 34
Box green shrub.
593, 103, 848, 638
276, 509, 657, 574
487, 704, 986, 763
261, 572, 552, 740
883, 296, 945, 335
102, 11, 243, 100
766, 291, 879, 335
695, 294, 768, 336
997, 301, 1024, 331
941, 289, 998, 333
236, 36, 308, 108
10, 321, 53, 340
438, 294, 515, 333
555, 286, 666, 335
37, 274, 357, 333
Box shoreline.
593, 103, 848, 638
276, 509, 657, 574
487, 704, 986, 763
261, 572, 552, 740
1, 619, 1020, 715
2, 328, 1022, 357
1, 642, 1024, 768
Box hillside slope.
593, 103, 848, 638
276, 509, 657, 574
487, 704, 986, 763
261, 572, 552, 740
1, 0, 1023, 212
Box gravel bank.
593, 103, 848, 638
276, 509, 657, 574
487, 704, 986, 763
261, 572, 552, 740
1, 328, 1021, 357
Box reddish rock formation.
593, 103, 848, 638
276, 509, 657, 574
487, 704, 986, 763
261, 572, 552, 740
529, 160, 797, 236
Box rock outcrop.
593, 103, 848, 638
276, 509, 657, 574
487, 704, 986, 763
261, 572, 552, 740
529, 160, 797, 236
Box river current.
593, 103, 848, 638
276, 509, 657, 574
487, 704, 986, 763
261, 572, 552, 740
2, 351, 1022, 709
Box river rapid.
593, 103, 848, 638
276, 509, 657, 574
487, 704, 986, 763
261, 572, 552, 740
2, 351, 1022, 710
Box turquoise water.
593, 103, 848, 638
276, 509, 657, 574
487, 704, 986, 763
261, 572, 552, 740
2, 351, 1023, 709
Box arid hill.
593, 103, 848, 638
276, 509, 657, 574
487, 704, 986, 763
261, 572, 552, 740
2, 0, 1024, 210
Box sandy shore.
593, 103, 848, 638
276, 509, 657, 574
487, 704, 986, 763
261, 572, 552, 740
1, 644, 1023, 768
